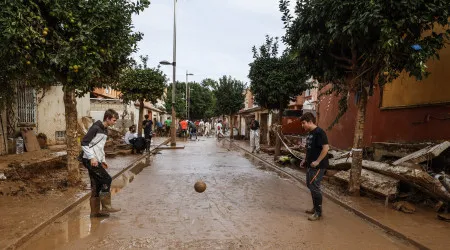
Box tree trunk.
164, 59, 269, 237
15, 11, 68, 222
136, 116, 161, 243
274, 108, 283, 160
137, 98, 144, 137
348, 89, 368, 196
63, 87, 80, 185
230, 114, 234, 140
332, 157, 450, 202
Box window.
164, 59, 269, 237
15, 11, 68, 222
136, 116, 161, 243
17, 84, 37, 125
55, 131, 66, 141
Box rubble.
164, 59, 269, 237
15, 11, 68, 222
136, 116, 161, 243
393, 141, 450, 166
334, 169, 399, 198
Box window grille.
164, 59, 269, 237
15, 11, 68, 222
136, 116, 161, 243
17, 85, 37, 125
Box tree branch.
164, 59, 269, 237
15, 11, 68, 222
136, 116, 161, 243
336, 64, 353, 70
330, 52, 352, 64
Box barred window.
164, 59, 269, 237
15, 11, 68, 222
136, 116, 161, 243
17, 85, 37, 126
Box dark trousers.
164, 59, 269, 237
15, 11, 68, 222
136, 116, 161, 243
129, 138, 137, 152
306, 168, 325, 216
189, 128, 197, 139
144, 134, 152, 152
83, 158, 112, 197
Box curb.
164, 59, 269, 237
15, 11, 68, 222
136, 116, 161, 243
6, 138, 170, 250
228, 140, 429, 250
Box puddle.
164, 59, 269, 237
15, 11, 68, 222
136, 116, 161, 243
19, 160, 151, 250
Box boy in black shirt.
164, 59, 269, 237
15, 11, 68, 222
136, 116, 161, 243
300, 112, 329, 221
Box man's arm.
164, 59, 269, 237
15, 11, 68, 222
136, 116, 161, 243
311, 129, 330, 167
311, 145, 329, 167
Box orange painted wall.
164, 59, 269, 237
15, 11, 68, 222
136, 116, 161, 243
318, 85, 450, 149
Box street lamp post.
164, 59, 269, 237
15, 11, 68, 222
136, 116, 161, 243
159, 0, 177, 147
186, 71, 193, 120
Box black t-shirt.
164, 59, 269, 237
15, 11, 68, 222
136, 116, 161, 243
305, 127, 329, 169
144, 120, 153, 135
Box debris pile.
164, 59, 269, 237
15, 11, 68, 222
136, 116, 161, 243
274, 132, 450, 219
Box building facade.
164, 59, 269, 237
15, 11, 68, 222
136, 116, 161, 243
318, 45, 450, 149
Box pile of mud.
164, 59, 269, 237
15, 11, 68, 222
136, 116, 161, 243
0, 158, 83, 196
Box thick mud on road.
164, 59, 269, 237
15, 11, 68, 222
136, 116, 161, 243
20, 138, 413, 249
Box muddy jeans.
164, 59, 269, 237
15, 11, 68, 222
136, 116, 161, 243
250, 129, 260, 152
145, 134, 152, 152
306, 168, 325, 216
83, 158, 112, 197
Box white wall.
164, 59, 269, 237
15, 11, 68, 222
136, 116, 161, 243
37, 86, 66, 144
37, 86, 90, 145
77, 94, 90, 118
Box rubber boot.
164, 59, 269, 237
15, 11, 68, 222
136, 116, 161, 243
100, 192, 121, 213
90, 197, 110, 218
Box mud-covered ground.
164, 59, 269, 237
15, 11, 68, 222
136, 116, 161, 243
20, 138, 413, 250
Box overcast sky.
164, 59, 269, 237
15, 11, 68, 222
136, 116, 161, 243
132, 0, 287, 85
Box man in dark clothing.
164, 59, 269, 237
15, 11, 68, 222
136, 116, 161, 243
300, 112, 329, 221
188, 120, 197, 140
143, 114, 153, 152
81, 109, 121, 217
250, 118, 260, 153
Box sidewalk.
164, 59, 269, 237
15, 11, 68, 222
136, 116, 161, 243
231, 139, 449, 250
0, 137, 168, 250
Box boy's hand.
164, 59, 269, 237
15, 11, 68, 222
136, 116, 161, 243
90, 158, 98, 167
102, 162, 108, 169
311, 161, 320, 168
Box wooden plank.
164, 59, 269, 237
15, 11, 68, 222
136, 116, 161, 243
334, 169, 399, 197
392, 141, 450, 166
331, 157, 450, 202
21, 128, 41, 152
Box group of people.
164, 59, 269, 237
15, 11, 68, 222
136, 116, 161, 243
81, 108, 328, 222
178, 119, 212, 140
123, 115, 174, 154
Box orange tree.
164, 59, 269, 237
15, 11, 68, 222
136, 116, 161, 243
214, 76, 245, 139
249, 35, 309, 159
0, 0, 150, 185
118, 56, 167, 137
280, 0, 450, 195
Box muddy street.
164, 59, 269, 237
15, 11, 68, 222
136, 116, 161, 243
20, 138, 413, 249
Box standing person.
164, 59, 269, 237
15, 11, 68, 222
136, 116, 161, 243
164, 117, 172, 137
143, 115, 153, 152
198, 119, 205, 136
250, 117, 260, 153
81, 109, 121, 217
155, 119, 163, 137
203, 120, 211, 137
188, 120, 197, 140
300, 112, 329, 221
180, 118, 188, 138
216, 120, 224, 139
